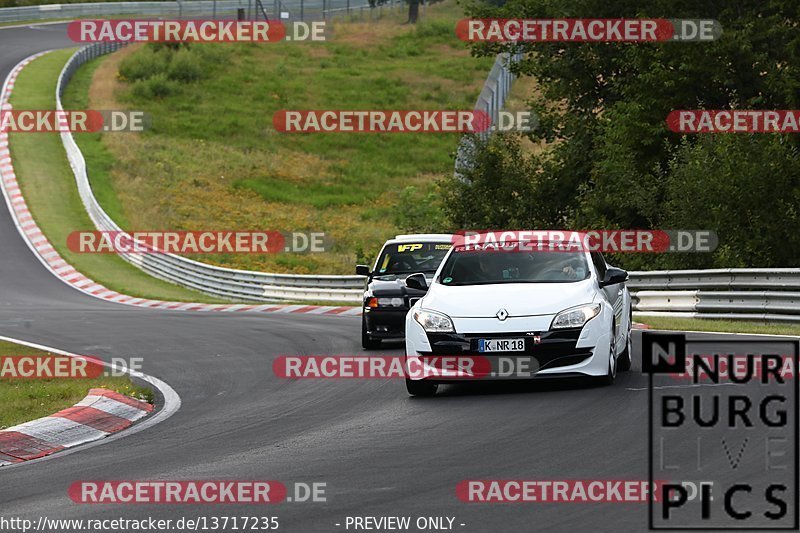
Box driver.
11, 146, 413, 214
388, 253, 413, 272
561, 257, 584, 280
473, 253, 496, 281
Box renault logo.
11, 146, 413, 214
496, 308, 509, 321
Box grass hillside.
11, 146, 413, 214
69, 1, 491, 274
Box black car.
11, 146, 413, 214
355, 235, 453, 349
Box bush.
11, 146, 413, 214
440, 133, 562, 229
130, 73, 179, 99
118, 47, 170, 82
167, 48, 204, 83
395, 185, 446, 233
659, 135, 800, 269
119, 43, 227, 88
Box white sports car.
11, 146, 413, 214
403, 242, 632, 396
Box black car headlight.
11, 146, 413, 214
366, 297, 405, 308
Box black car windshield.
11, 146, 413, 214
438, 248, 590, 285
374, 242, 452, 275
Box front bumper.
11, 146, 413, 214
363, 307, 408, 339
404, 310, 612, 381
422, 329, 593, 375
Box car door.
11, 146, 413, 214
591, 251, 624, 351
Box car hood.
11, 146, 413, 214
369, 273, 435, 297
421, 279, 597, 318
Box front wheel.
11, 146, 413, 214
405, 378, 438, 397
618, 310, 633, 372
596, 323, 617, 386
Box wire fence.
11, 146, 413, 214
454, 51, 521, 177
0, 0, 404, 23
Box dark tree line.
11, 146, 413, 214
438, 0, 800, 269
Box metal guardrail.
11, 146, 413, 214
629, 270, 800, 322
472, 52, 521, 143
454, 51, 521, 177
627, 268, 800, 291
0, 0, 398, 24
57, 42, 365, 302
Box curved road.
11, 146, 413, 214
0, 25, 794, 532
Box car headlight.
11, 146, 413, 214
551, 304, 601, 330
412, 309, 455, 333
366, 297, 405, 308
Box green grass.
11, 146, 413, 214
71, 0, 490, 275
638, 316, 800, 337
8, 50, 231, 303
0, 340, 152, 430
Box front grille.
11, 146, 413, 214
423, 329, 592, 370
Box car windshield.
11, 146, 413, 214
374, 242, 452, 275
438, 248, 590, 285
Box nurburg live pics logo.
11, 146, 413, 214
643, 332, 799, 530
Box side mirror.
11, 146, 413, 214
600, 267, 628, 287
405, 273, 428, 291
355, 265, 370, 276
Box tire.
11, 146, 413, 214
618, 309, 633, 372
361, 317, 381, 350
596, 322, 617, 386
405, 378, 438, 397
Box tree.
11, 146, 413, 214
447, 0, 800, 268
408, 0, 420, 24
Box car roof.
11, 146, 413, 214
386, 234, 454, 244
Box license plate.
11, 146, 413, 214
478, 338, 525, 353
